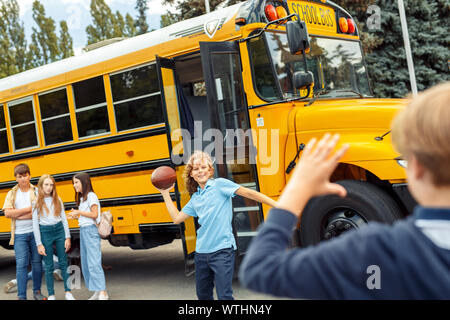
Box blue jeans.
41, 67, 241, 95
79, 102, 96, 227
26, 259, 60, 281
14, 232, 42, 300
80, 225, 106, 291
194, 247, 235, 300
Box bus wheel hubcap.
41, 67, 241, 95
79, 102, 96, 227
322, 209, 365, 240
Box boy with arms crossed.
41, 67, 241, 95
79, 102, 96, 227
3, 163, 46, 300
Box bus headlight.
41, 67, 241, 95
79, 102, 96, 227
396, 159, 408, 168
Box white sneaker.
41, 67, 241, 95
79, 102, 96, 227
3, 279, 17, 293
48, 295, 56, 300
65, 292, 76, 300
88, 291, 100, 300
98, 293, 109, 300
53, 269, 63, 281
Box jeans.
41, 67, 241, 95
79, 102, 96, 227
80, 224, 105, 291
14, 232, 42, 300
40, 222, 71, 295
26, 259, 60, 281
194, 247, 235, 300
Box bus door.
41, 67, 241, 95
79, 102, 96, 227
156, 55, 196, 276
199, 41, 263, 264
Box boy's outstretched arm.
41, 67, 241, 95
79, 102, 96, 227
235, 187, 277, 207
239, 134, 357, 299
158, 184, 190, 224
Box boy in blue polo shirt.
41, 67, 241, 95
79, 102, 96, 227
239, 82, 450, 299
158, 151, 277, 300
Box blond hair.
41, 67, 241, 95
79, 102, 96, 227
35, 174, 62, 217
183, 151, 215, 196
391, 82, 450, 186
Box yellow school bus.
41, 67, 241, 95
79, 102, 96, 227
0, 0, 414, 272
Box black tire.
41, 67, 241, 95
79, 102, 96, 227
299, 180, 402, 246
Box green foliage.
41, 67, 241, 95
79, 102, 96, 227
0, 0, 73, 77
86, 0, 153, 44
135, 0, 149, 34
0, 0, 27, 76
160, 0, 244, 27
86, 0, 117, 44
0, 0, 151, 78
30, 0, 60, 65
125, 13, 138, 37
160, 11, 178, 28
59, 21, 74, 59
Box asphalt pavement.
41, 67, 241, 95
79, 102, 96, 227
0, 239, 276, 301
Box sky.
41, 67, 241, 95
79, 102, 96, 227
17, 0, 177, 55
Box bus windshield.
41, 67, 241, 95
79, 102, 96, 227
249, 31, 372, 101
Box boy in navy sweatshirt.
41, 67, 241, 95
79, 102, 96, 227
239, 82, 450, 299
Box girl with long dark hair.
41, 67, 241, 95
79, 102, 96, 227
68, 172, 109, 300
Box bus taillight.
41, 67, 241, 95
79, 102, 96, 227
276, 6, 288, 20
265, 4, 278, 21
339, 17, 348, 33
347, 19, 356, 34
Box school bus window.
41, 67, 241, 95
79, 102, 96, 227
72, 76, 110, 138
8, 98, 39, 151
256, 31, 371, 99
0, 104, 9, 154
73, 76, 106, 109
110, 64, 164, 132
306, 37, 371, 96
248, 36, 282, 101
38, 88, 73, 146
210, 52, 249, 133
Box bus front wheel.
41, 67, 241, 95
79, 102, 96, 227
298, 180, 403, 247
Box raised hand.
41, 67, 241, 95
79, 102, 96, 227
276, 133, 349, 217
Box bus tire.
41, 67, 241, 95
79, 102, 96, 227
298, 180, 402, 247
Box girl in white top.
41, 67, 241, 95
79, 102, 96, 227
32, 174, 75, 300
67, 172, 108, 300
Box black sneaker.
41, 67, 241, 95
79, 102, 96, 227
33, 291, 47, 300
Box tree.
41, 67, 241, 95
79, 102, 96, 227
0, 0, 74, 78
86, 0, 117, 44
86, 0, 141, 44
0, 0, 28, 76
0, 24, 17, 78
58, 21, 74, 59
160, 0, 244, 27
112, 11, 126, 38
125, 13, 138, 37
160, 11, 178, 28
135, 0, 149, 34
30, 0, 60, 65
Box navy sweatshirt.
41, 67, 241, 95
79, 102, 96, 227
239, 206, 450, 299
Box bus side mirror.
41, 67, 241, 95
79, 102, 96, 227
293, 71, 314, 90
286, 19, 310, 55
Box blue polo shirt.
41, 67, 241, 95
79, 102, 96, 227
182, 178, 241, 253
